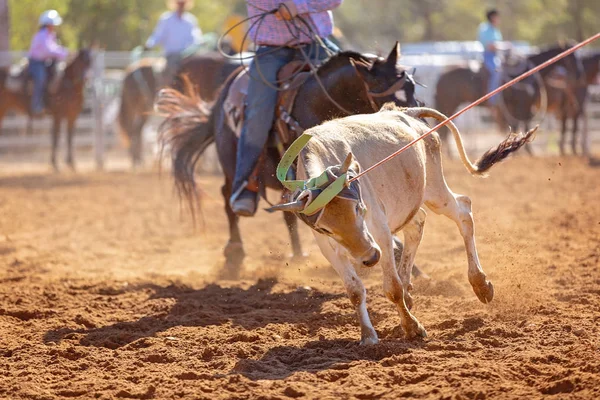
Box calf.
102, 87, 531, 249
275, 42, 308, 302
268, 104, 536, 345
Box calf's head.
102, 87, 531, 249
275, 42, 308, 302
268, 153, 381, 267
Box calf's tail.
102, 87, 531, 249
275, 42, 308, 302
404, 107, 537, 176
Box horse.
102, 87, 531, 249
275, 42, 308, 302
547, 52, 599, 155
0, 49, 92, 170
117, 52, 241, 166
435, 44, 579, 153
155, 43, 419, 276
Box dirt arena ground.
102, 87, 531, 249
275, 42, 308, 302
1, 155, 599, 399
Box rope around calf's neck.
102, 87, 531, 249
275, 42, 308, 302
348, 32, 600, 183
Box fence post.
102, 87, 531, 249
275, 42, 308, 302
92, 50, 105, 170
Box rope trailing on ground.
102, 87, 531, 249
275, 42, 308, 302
349, 32, 600, 183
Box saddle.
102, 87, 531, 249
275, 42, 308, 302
4, 58, 65, 95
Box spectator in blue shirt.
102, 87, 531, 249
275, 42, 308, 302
478, 9, 503, 104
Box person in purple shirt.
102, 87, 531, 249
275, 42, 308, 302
230, 0, 343, 216
28, 10, 69, 115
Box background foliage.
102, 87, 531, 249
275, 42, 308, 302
6, 0, 600, 51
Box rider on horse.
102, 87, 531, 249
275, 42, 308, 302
144, 0, 203, 83
230, 0, 342, 217
478, 9, 505, 105
28, 10, 69, 116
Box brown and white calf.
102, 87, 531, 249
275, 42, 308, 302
269, 104, 536, 345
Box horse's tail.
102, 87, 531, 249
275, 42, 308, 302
404, 107, 538, 176
155, 76, 216, 219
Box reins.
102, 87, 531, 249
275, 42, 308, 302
348, 32, 600, 183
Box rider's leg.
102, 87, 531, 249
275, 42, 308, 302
231, 46, 294, 216
485, 58, 501, 105
29, 60, 47, 115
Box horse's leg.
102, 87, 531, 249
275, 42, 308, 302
26, 115, 33, 136
571, 116, 579, 155
130, 116, 147, 168
283, 211, 304, 260
221, 180, 245, 276
65, 117, 76, 171
51, 117, 61, 171
559, 116, 567, 156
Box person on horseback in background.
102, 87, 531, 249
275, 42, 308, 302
478, 9, 505, 105
28, 10, 69, 116
144, 0, 203, 84
230, 0, 342, 217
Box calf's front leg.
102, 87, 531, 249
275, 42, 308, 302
314, 234, 378, 345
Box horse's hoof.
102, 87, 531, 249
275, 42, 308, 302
218, 261, 242, 280
223, 241, 245, 266
473, 280, 494, 304
289, 252, 309, 263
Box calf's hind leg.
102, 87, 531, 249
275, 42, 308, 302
396, 208, 427, 310
424, 154, 494, 304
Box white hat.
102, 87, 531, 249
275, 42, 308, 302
39, 10, 63, 27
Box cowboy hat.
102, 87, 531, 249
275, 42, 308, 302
167, 0, 194, 10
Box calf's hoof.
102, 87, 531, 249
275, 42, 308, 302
404, 320, 427, 340
472, 280, 494, 304
360, 333, 379, 346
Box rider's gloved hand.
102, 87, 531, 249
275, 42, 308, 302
275, 1, 298, 20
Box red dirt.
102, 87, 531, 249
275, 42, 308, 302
0, 156, 599, 399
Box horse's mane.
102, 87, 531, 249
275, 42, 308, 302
317, 50, 374, 76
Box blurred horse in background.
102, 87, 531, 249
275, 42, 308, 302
117, 52, 241, 167
435, 44, 581, 154
0, 49, 92, 170
546, 51, 600, 155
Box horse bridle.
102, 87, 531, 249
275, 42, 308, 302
350, 58, 409, 112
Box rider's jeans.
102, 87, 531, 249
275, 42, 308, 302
484, 52, 501, 105
231, 40, 338, 200
29, 59, 47, 113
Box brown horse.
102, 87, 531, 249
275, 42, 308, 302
0, 49, 92, 170
547, 52, 599, 155
155, 44, 420, 276
117, 52, 241, 166
435, 45, 580, 153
